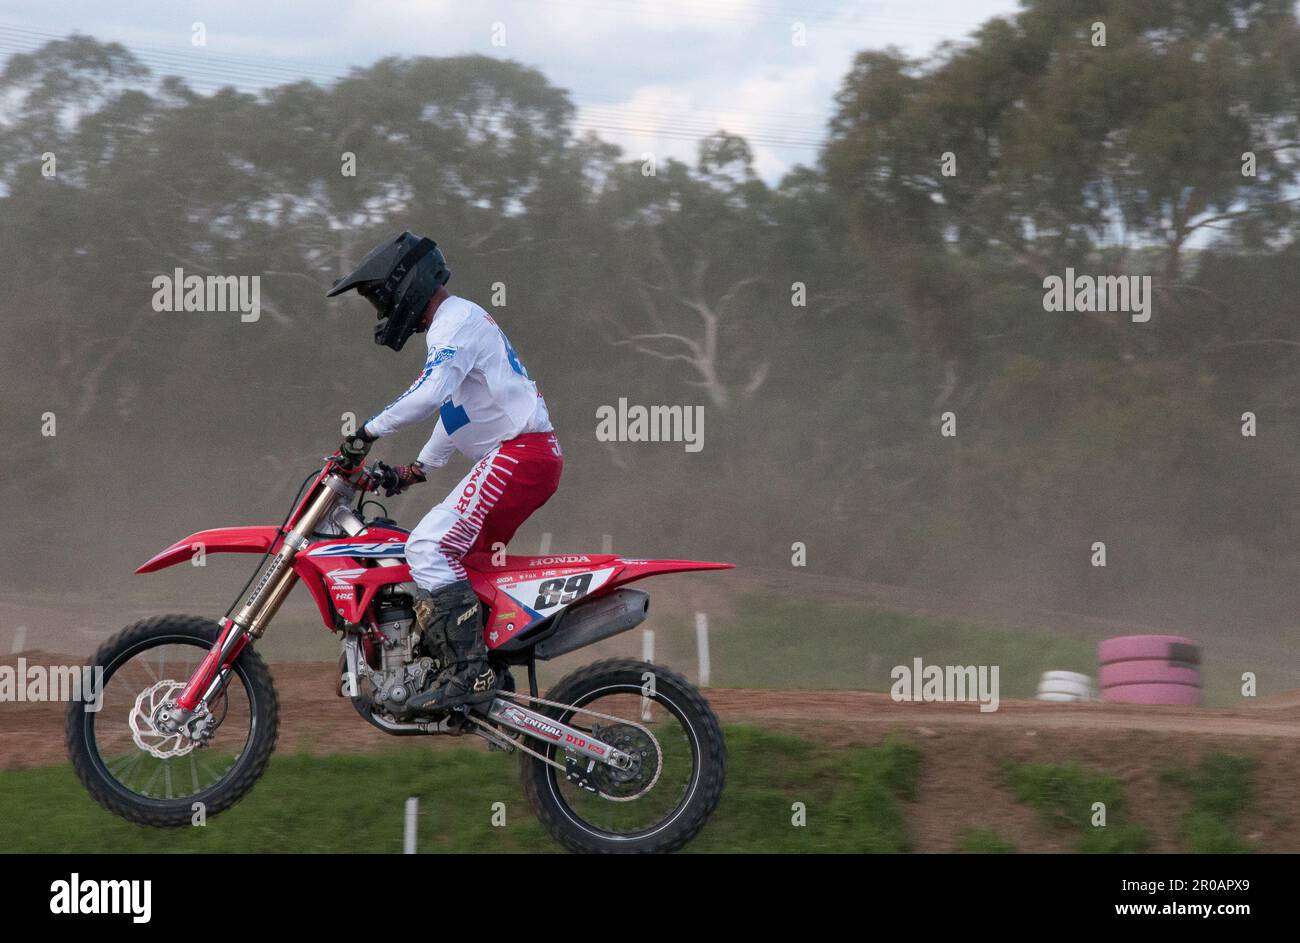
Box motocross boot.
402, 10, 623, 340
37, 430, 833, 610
406, 580, 498, 712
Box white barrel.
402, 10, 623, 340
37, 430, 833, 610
1036, 670, 1094, 701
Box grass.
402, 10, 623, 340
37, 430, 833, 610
1161, 752, 1257, 853
708, 594, 1096, 699
0, 726, 924, 853
1001, 758, 1152, 853
956, 827, 1018, 853
685, 729, 923, 853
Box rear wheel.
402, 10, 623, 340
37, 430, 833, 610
66, 615, 279, 826
520, 659, 725, 853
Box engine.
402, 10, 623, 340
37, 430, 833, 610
357, 591, 441, 720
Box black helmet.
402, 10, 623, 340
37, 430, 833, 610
327, 231, 451, 351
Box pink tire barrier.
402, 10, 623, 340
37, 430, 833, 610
1098, 660, 1202, 688
1098, 635, 1200, 666
1099, 682, 1202, 705
1098, 634, 1202, 705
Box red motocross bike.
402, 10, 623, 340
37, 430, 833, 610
66, 455, 730, 853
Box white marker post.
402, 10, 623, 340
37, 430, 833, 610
10, 625, 27, 654
601, 533, 613, 554
641, 629, 654, 721
403, 797, 419, 854
695, 612, 710, 687
538, 532, 552, 555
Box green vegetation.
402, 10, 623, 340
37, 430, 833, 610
956, 828, 1018, 854
1001, 758, 1152, 853
0, 727, 923, 853
0, 728, 1268, 854
1161, 753, 1257, 854
688, 729, 923, 853
710, 595, 1094, 699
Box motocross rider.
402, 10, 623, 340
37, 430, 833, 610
327, 232, 562, 711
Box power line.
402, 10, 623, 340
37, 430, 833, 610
508, 0, 986, 34
0, 25, 838, 151
0, 22, 836, 131
0, 39, 830, 150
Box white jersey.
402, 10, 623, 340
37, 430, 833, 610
362, 296, 552, 467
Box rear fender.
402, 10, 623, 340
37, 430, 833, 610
604, 559, 733, 591
135, 526, 281, 574
487, 558, 733, 653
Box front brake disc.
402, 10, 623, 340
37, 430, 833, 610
129, 681, 200, 759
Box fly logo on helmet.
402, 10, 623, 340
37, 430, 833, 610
326, 231, 452, 351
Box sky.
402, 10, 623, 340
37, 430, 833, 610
0, 0, 1025, 181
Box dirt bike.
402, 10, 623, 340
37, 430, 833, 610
65, 454, 730, 853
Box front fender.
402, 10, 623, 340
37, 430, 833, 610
135, 526, 281, 574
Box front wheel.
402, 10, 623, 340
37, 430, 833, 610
521, 659, 725, 853
66, 615, 279, 826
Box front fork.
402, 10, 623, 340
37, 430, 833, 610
172, 475, 353, 717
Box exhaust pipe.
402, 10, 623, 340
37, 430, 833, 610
534, 589, 649, 659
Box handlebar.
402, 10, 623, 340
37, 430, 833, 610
322, 456, 383, 491
336, 457, 383, 500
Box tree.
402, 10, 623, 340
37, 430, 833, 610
824, 0, 1300, 286
596, 133, 776, 408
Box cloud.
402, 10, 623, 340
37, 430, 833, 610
4, 0, 1025, 181
711, 67, 825, 179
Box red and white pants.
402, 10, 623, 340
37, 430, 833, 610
405, 432, 563, 590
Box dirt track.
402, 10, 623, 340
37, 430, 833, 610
4, 656, 1298, 851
